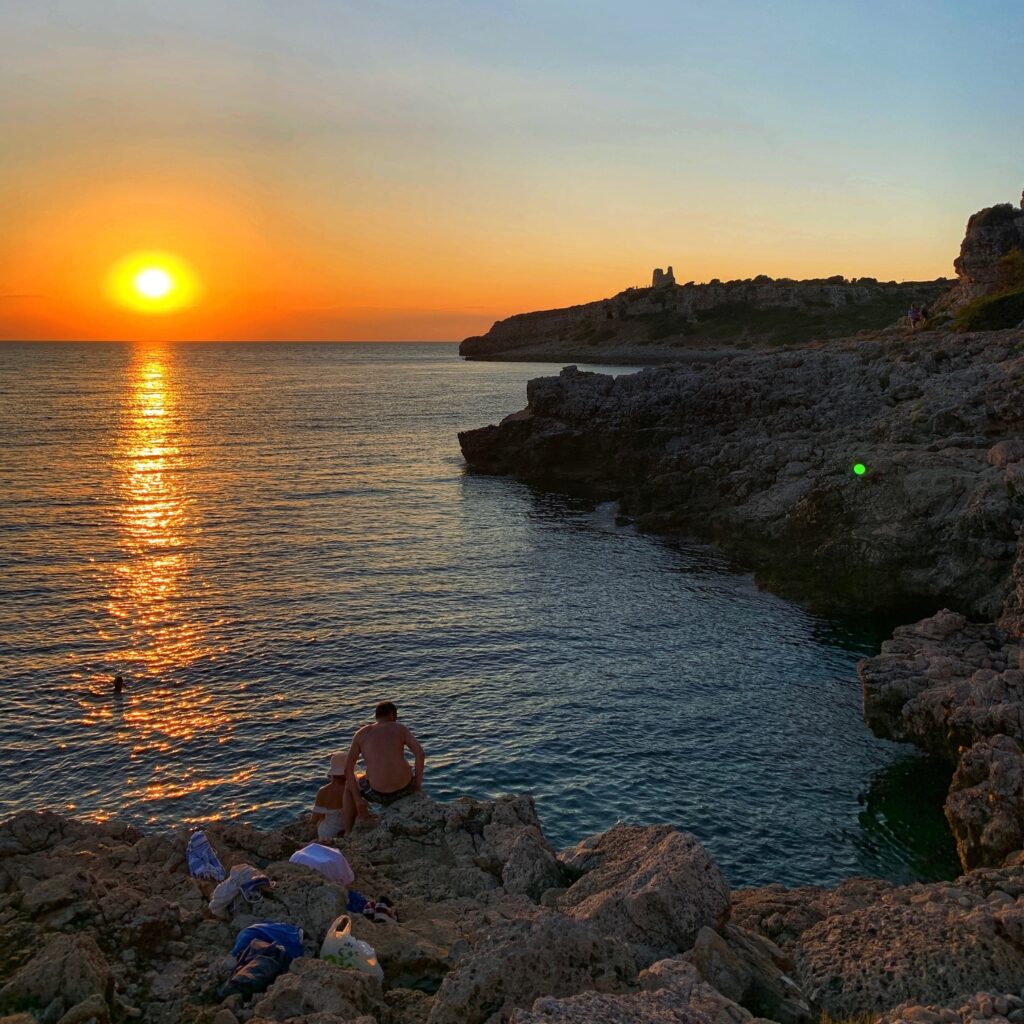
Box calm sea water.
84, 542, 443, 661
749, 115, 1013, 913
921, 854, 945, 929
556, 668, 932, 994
0, 342, 956, 886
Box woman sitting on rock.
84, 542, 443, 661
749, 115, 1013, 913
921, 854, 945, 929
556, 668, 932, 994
310, 753, 348, 840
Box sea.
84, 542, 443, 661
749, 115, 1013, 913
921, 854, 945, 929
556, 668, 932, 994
0, 341, 958, 887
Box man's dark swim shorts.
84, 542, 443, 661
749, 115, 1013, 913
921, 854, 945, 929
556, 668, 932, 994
358, 776, 416, 806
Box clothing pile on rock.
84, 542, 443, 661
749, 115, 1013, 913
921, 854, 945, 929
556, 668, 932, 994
220, 922, 304, 999
348, 890, 398, 925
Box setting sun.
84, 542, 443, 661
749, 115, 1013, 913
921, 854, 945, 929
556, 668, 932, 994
107, 251, 200, 315
134, 267, 173, 299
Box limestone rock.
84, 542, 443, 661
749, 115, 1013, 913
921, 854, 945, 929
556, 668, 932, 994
0, 934, 112, 1016
251, 957, 383, 1021
946, 736, 1024, 869
251, 1016, 377, 1024
878, 990, 1024, 1024
510, 957, 753, 1024
686, 925, 812, 1024
859, 610, 1021, 756
557, 825, 729, 963
459, 334, 1023, 622
383, 987, 434, 1024
350, 913, 456, 992
342, 792, 552, 902
55, 995, 110, 1024
427, 911, 637, 1024
501, 830, 566, 900
944, 204, 1024, 307
459, 277, 948, 362
793, 897, 1024, 1017
239, 861, 347, 939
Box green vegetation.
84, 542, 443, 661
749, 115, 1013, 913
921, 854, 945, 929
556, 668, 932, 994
819, 1014, 878, 1024
955, 248, 1024, 331
647, 312, 695, 340
686, 293, 923, 346
995, 247, 1024, 290
955, 289, 1024, 331
968, 204, 1024, 230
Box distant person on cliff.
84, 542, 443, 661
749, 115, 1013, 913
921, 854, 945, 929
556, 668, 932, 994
908, 305, 922, 330
310, 752, 348, 840
343, 701, 424, 831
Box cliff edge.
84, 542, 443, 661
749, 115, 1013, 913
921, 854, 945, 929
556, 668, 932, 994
460, 275, 949, 364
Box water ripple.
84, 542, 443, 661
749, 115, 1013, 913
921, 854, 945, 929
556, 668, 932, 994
0, 341, 957, 885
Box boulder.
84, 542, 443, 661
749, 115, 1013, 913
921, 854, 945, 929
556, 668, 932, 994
501, 830, 565, 901
55, 994, 111, 1024
946, 736, 1024, 869
878, 990, 1024, 1024
350, 913, 457, 992
342, 793, 552, 902
239, 861, 348, 940
251, 957, 383, 1021
251, 1016, 377, 1024
383, 988, 434, 1024
793, 897, 1024, 1017
686, 925, 812, 1024
557, 825, 730, 963
509, 958, 753, 1024
427, 911, 637, 1024
0, 934, 112, 1017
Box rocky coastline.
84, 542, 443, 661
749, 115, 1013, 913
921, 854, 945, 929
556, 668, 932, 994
6, 795, 1024, 1024
459, 277, 950, 364
447, 202, 1024, 1024
6, 203, 1024, 1024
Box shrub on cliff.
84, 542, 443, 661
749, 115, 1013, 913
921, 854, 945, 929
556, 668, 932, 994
995, 248, 1024, 290
955, 288, 1024, 330
967, 204, 1024, 230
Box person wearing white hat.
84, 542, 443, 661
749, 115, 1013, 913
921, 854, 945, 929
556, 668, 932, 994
310, 752, 349, 840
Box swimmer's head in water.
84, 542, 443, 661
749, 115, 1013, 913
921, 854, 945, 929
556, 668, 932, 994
113, 675, 124, 693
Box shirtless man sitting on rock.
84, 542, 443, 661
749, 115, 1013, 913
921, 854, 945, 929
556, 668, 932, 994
343, 701, 425, 832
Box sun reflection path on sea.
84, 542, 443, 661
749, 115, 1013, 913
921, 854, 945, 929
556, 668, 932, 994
80, 346, 234, 806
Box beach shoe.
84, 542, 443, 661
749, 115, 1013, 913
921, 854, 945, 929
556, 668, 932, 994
372, 896, 398, 925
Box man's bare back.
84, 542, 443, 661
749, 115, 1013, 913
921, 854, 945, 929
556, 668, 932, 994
352, 720, 417, 792
344, 702, 425, 795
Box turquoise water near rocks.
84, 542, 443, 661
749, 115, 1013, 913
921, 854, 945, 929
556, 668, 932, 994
0, 341, 958, 886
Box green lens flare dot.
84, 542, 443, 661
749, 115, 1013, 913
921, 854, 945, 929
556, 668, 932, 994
853, 463, 867, 476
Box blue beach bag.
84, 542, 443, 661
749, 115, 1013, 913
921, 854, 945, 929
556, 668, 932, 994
186, 830, 225, 882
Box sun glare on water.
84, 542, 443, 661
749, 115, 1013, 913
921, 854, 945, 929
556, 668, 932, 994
107, 251, 200, 314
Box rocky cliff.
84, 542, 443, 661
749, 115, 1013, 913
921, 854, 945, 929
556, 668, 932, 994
460, 276, 950, 363
940, 204, 1024, 309
6, 798, 1024, 1024
460, 332, 1023, 618
458, 327, 1024, 878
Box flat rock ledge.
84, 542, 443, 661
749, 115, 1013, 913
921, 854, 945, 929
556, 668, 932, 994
4, 796, 1024, 1024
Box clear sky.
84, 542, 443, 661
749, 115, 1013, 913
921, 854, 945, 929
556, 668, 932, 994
2, 0, 1022, 340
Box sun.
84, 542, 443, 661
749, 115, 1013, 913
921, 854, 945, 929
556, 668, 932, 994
107, 251, 201, 314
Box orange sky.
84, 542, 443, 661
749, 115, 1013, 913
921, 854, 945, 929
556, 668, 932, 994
2, 2, 1021, 341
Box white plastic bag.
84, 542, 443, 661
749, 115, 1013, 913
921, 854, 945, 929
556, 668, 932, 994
320, 913, 384, 980
289, 843, 355, 885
